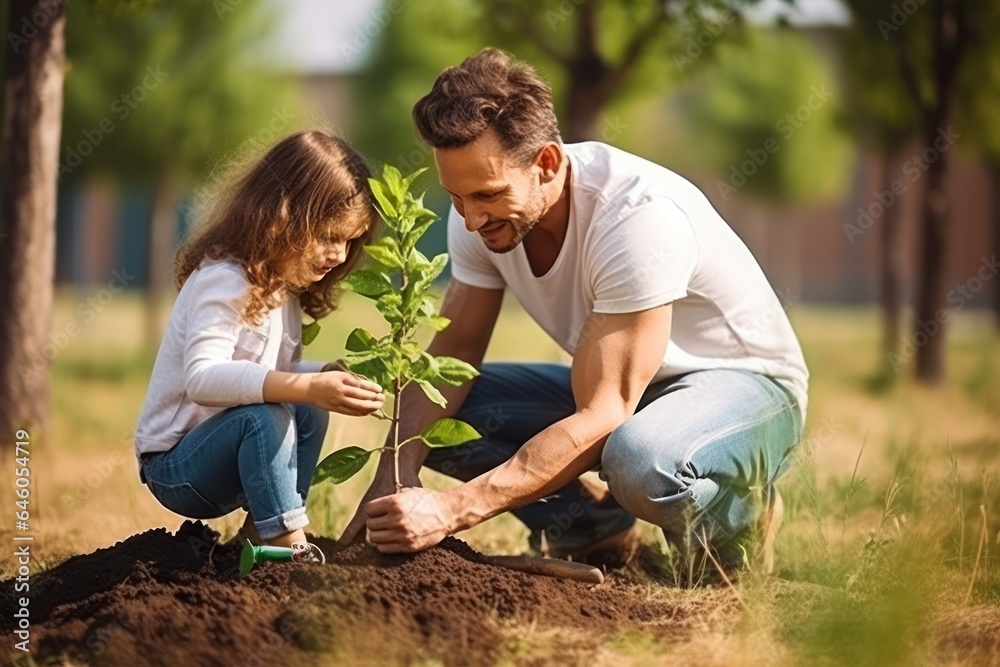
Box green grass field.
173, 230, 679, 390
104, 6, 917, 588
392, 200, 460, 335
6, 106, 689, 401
3, 288, 999, 665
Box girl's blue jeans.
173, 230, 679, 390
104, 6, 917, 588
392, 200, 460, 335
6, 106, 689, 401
140, 403, 328, 540
423, 363, 804, 559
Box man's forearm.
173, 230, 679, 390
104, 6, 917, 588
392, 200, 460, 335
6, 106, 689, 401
444, 408, 625, 532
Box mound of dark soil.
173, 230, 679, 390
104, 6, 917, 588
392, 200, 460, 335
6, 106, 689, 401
0, 521, 673, 666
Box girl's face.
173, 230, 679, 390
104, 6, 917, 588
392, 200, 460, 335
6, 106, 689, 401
287, 226, 368, 286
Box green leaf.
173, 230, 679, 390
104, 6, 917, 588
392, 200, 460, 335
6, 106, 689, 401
426, 315, 451, 331
345, 327, 377, 353
345, 349, 378, 364
408, 352, 440, 382
407, 193, 439, 244
418, 295, 437, 317
383, 164, 403, 197
368, 179, 397, 221
375, 292, 404, 326
411, 207, 438, 239
435, 356, 480, 386
407, 249, 432, 276
301, 321, 321, 346
416, 253, 448, 289
414, 295, 449, 331
419, 418, 481, 448
415, 378, 446, 408
400, 167, 428, 193
343, 269, 393, 299
347, 356, 394, 392
311, 446, 375, 485
364, 236, 404, 270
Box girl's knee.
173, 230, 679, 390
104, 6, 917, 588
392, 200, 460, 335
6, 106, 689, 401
294, 404, 329, 449
234, 403, 296, 453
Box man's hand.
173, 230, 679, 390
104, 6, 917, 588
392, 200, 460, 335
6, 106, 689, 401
364, 488, 458, 553
337, 465, 421, 545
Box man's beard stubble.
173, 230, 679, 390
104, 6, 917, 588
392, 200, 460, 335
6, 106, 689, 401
483, 181, 547, 254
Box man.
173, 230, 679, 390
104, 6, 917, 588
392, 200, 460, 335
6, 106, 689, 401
339, 48, 808, 573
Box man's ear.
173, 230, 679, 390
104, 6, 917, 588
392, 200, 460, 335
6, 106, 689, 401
535, 142, 563, 183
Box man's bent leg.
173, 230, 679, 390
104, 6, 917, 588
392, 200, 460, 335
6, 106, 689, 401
600, 369, 804, 565
423, 362, 635, 553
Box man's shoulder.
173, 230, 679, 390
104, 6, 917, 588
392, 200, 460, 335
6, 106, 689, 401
567, 142, 695, 209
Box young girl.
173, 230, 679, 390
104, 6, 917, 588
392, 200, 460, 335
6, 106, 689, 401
134, 130, 385, 554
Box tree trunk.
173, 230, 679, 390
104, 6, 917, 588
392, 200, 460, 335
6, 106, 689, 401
563, 1, 608, 143
910, 0, 966, 385
913, 133, 950, 384
991, 161, 1000, 330
146, 175, 177, 346
564, 76, 606, 143
0, 0, 67, 443
880, 150, 905, 376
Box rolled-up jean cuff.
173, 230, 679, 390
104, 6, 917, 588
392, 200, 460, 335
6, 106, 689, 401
254, 507, 309, 539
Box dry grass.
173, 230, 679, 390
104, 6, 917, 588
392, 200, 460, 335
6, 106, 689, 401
2, 289, 999, 665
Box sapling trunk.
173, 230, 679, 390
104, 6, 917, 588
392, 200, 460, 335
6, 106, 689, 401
392, 379, 402, 493
309, 166, 482, 493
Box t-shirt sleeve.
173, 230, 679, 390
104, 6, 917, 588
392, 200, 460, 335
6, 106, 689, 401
590, 197, 699, 314
446, 205, 506, 290
182, 266, 270, 407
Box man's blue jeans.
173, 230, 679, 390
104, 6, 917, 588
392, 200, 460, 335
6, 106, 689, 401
424, 363, 804, 556
140, 403, 328, 539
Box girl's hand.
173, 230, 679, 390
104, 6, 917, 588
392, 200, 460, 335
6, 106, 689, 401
309, 371, 385, 416
320, 359, 349, 373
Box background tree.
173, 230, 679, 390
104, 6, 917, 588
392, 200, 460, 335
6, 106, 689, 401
841, 0, 998, 384
0, 0, 302, 446
61, 0, 304, 343
953, 9, 1000, 330
0, 0, 68, 444
836, 16, 920, 380
354, 0, 773, 160
669, 27, 851, 300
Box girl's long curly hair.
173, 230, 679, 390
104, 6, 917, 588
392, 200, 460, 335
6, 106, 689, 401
174, 130, 379, 326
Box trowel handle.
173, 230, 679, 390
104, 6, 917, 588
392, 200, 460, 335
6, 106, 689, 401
485, 554, 604, 584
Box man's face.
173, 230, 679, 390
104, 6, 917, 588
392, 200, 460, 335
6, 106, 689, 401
434, 133, 547, 254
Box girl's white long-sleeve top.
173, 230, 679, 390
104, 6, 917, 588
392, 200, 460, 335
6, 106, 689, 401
133, 257, 325, 466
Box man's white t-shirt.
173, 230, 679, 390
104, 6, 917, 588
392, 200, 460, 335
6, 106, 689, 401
447, 141, 809, 419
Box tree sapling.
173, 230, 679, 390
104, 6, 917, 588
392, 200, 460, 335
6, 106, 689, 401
309, 165, 481, 493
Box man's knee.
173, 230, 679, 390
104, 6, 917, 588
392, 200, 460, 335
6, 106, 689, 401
601, 422, 691, 520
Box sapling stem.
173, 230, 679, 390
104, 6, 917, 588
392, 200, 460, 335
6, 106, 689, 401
392, 378, 402, 493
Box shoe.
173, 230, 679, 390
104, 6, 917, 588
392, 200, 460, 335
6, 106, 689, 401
538, 521, 646, 568
291, 541, 326, 564
663, 488, 783, 582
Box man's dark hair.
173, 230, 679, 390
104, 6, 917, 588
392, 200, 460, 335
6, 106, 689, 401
412, 48, 562, 164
